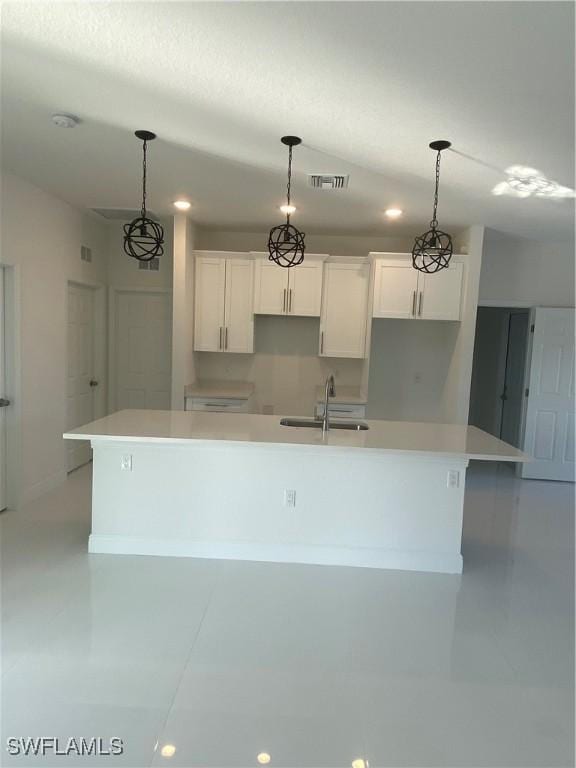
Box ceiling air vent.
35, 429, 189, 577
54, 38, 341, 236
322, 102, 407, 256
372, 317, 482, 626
138, 258, 160, 271
308, 174, 349, 190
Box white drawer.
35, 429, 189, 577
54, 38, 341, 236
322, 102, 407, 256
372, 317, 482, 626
186, 397, 252, 413
314, 402, 366, 420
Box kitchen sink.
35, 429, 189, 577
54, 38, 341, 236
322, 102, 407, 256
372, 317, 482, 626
280, 418, 369, 431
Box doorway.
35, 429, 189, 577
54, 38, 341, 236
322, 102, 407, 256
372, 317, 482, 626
469, 306, 530, 448
67, 282, 97, 471
0, 268, 7, 509
109, 288, 171, 411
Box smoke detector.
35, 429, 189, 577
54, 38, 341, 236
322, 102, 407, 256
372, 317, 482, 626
308, 174, 349, 190
52, 113, 80, 128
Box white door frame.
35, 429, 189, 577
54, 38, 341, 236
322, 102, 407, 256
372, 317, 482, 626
66, 279, 107, 425
108, 286, 171, 414
0, 264, 21, 509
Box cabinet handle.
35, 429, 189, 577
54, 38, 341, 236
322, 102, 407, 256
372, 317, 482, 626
289, 289, 293, 313
283, 288, 287, 313
418, 292, 423, 317
412, 290, 417, 316
219, 327, 223, 349
320, 330, 324, 354
225, 327, 228, 349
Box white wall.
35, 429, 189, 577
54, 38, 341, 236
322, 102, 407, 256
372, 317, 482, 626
0, 173, 109, 504
106, 218, 173, 289
195, 228, 416, 256
171, 215, 196, 408
480, 229, 575, 307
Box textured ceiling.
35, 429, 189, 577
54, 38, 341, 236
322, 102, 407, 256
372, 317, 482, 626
1, 1, 574, 239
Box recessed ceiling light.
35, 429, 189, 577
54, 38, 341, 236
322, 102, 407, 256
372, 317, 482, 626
385, 208, 403, 218
160, 744, 176, 758
257, 753, 271, 764
279, 204, 296, 215
52, 113, 80, 129
352, 760, 369, 768
173, 200, 191, 210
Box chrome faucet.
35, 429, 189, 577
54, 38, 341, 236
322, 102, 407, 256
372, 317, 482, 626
322, 374, 336, 433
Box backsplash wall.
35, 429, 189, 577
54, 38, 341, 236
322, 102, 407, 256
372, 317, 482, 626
195, 315, 364, 415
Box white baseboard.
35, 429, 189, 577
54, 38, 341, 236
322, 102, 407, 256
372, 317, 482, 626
19, 469, 67, 506
88, 535, 463, 575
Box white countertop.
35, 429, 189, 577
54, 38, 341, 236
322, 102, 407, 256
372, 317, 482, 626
314, 385, 367, 405
184, 380, 254, 399
64, 410, 529, 462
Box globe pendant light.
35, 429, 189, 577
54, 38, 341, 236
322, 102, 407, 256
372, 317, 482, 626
123, 130, 164, 262
412, 140, 453, 274
268, 136, 306, 268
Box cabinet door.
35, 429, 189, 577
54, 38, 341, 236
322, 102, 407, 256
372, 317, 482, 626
287, 260, 323, 316
373, 262, 419, 318
254, 259, 288, 315
320, 262, 369, 358
418, 262, 463, 321
194, 256, 226, 351
224, 259, 254, 353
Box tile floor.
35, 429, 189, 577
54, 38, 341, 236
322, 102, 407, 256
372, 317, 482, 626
1, 462, 574, 767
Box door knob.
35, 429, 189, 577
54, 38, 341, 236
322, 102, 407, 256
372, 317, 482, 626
89, 380, 99, 387
0, 397, 10, 407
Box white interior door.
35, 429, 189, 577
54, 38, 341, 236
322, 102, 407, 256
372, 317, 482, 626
418, 262, 463, 321
0, 268, 7, 510
224, 259, 254, 353
521, 307, 575, 481
287, 260, 323, 316
67, 283, 96, 471
194, 256, 226, 351
115, 290, 171, 410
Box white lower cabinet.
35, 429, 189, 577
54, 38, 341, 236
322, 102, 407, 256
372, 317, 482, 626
185, 396, 253, 413
194, 254, 254, 353
319, 261, 369, 358
253, 254, 325, 316
372, 256, 463, 321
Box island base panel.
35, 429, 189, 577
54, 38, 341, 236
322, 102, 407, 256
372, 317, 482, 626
89, 442, 468, 575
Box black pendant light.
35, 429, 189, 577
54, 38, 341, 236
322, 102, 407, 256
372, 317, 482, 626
412, 140, 453, 274
123, 130, 164, 262
268, 136, 305, 268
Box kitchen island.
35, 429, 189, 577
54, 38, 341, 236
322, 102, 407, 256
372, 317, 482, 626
64, 410, 528, 574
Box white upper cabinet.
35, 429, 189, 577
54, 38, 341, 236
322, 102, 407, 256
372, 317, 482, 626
288, 260, 324, 316
253, 254, 326, 316
372, 256, 464, 321
194, 256, 226, 351
373, 262, 419, 319
320, 261, 369, 358
224, 259, 255, 352
253, 260, 287, 315
194, 254, 254, 353
418, 262, 464, 321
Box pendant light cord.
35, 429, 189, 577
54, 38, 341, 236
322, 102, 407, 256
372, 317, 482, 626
430, 149, 441, 230
141, 138, 148, 220
286, 144, 293, 224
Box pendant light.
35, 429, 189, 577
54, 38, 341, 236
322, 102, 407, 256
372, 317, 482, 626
412, 140, 453, 274
123, 130, 164, 262
268, 136, 305, 268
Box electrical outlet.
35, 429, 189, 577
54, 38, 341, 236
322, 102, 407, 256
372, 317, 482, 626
284, 489, 296, 507
120, 454, 133, 471
447, 470, 459, 489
